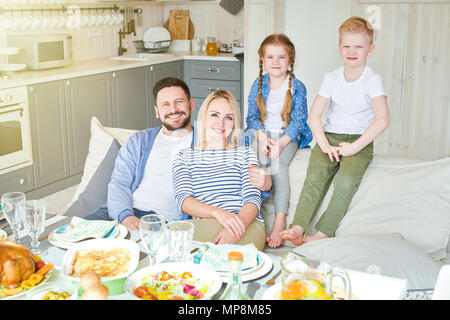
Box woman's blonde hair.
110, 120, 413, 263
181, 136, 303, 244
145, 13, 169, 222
257, 33, 296, 129
195, 89, 241, 150
339, 16, 374, 45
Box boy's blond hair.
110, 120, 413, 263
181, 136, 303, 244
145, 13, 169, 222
339, 16, 374, 45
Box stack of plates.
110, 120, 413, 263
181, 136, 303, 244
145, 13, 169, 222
192, 244, 273, 282
143, 27, 171, 51
0, 64, 26, 72
48, 222, 128, 249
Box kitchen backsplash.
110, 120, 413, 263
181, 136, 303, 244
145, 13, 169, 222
0, 1, 243, 62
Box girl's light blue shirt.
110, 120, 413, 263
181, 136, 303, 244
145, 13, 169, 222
245, 73, 312, 148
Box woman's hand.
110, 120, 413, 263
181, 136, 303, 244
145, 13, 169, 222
213, 228, 239, 245
211, 209, 246, 240
121, 216, 140, 229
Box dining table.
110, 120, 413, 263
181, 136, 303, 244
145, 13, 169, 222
1, 213, 408, 300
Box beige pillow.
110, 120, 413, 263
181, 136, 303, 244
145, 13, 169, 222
69, 117, 137, 206
261, 148, 450, 260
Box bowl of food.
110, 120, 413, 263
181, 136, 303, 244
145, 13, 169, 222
60, 238, 139, 295
27, 282, 78, 300
125, 262, 222, 300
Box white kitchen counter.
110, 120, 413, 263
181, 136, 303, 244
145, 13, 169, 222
0, 51, 239, 90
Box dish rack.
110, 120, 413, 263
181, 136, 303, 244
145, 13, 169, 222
133, 40, 171, 53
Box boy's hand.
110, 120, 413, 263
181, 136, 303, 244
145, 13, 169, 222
321, 145, 342, 162
338, 142, 359, 157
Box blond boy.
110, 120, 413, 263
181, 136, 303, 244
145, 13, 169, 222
280, 16, 390, 245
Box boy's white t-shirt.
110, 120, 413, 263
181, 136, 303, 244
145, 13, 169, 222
318, 65, 387, 135
132, 130, 193, 222
265, 75, 291, 133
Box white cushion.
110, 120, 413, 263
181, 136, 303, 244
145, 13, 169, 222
293, 233, 441, 290
68, 117, 137, 208
261, 148, 450, 260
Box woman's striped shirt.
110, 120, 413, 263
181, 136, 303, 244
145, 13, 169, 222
172, 146, 264, 224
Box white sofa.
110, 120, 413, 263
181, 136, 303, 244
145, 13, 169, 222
42, 117, 450, 296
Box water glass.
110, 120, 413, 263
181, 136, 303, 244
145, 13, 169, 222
140, 214, 166, 266
23, 200, 46, 254
1, 192, 26, 244
166, 221, 194, 262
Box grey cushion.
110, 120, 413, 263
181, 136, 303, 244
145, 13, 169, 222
65, 139, 121, 218
293, 233, 441, 291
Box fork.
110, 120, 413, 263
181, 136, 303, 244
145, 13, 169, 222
264, 269, 281, 286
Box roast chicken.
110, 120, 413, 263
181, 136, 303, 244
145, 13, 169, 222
0, 240, 35, 285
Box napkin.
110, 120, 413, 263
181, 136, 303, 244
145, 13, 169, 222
196, 242, 258, 272
53, 217, 116, 243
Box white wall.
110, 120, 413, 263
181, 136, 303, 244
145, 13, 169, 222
284, 0, 351, 108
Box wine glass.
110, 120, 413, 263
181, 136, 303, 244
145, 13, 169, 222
140, 214, 166, 266
23, 200, 46, 254
1, 192, 26, 244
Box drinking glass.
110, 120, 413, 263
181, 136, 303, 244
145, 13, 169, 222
166, 221, 194, 262
23, 200, 46, 254
140, 214, 166, 266
1, 192, 26, 244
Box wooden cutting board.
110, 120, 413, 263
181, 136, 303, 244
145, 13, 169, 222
164, 10, 194, 40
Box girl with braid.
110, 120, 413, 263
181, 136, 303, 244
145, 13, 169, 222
245, 34, 312, 248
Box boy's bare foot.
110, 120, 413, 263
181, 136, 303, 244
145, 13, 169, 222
266, 213, 286, 248
304, 231, 329, 243
280, 225, 305, 246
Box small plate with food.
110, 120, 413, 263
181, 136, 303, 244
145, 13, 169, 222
125, 262, 222, 300
0, 240, 54, 300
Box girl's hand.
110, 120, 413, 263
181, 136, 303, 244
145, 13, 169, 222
213, 228, 239, 245
211, 209, 246, 240
260, 137, 275, 156
320, 144, 342, 162
338, 142, 359, 157
267, 139, 283, 160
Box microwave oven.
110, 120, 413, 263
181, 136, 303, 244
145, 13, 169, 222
7, 34, 73, 70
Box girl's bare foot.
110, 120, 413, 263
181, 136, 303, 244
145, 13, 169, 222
280, 225, 305, 246
266, 213, 286, 248
304, 231, 329, 243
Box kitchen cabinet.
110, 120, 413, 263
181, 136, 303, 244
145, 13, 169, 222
28, 80, 70, 189
29, 73, 112, 188
0, 166, 34, 195
183, 59, 242, 125
111, 67, 150, 131
65, 73, 112, 176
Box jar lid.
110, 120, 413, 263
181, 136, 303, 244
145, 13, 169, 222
207, 36, 216, 42
228, 251, 243, 261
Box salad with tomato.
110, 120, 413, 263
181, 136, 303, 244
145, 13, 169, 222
133, 271, 209, 300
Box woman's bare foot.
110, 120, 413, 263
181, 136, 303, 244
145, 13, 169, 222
266, 213, 287, 248
280, 225, 305, 246
304, 231, 329, 243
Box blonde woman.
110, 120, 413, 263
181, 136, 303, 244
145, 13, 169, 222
172, 90, 266, 251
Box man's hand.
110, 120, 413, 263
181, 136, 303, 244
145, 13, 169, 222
121, 215, 140, 229
249, 164, 272, 191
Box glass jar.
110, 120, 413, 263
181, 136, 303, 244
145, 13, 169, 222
219, 251, 251, 300
206, 36, 218, 56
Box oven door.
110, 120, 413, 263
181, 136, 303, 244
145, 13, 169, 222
0, 102, 33, 173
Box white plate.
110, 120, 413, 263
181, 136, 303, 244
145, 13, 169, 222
261, 283, 358, 300
143, 26, 171, 43
217, 251, 272, 283
0, 64, 26, 72
48, 223, 127, 249
193, 244, 265, 276
124, 262, 222, 300
26, 282, 78, 300
0, 269, 54, 300
60, 238, 140, 283
0, 229, 7, 241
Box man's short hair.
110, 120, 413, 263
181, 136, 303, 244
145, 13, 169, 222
153, 77, 191, 103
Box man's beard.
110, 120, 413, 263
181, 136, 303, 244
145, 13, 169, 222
161, 112, 191, 131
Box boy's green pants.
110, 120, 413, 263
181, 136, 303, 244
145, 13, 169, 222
291, 132, 373, 237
